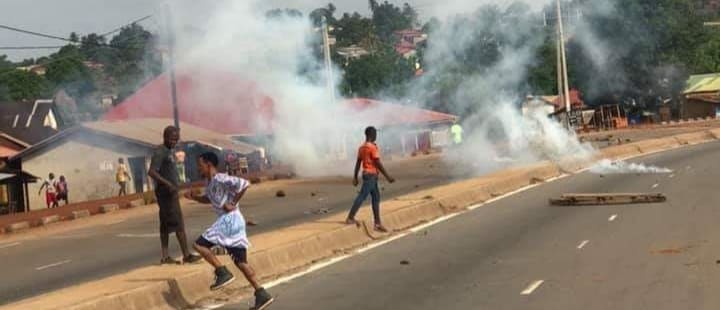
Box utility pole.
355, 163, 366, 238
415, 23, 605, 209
556, 0, 572, 129
164, 4, 180, 129
321, 16, 336, 105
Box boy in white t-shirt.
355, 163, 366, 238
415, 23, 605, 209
185, 152, 273, 310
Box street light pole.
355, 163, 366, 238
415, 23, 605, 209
164, 4, 180, 129
321, 16, 336, 105
556, 0, 572, 129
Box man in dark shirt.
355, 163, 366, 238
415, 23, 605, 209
149, 126, 201, 265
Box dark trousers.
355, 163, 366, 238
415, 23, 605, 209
348, 174, 381, 224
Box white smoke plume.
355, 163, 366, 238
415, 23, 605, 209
589, 159, 673, 174
407, 1, 596, 175
170, 1, 368, 176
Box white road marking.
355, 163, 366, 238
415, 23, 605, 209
468, 174, 570, 211
652, 183, 659, 189
608, 214, 618, 222
521, 280, 545, 295
0, 242, 21, 249
356, 233, 409, 254
116, 233, 159, 238
35, 259, 72, 271
577, 240, 589, 249
409, 213, 460, 233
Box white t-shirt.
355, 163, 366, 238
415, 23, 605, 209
201, 173, 251, 249
44, 179, 58, 194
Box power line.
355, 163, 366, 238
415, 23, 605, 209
99, 15, 154, 37
0, 24, 72, 42
0, 14, 155, 46
0, 45, 66, 50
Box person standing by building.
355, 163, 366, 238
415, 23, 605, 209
148, 126, 201, 265
346, 126, 395, 232
116, 158, 132, 196
38, 173, 58, 208
450, 121, 464, 146
56, 175, 69, 206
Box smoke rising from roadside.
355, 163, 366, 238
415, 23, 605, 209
170, 1, 370, 176
408, 1, 596, 175
589, 159, 673, 174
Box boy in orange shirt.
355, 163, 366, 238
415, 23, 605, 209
346, 126, 395, 232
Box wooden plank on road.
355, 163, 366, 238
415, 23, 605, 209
550, 193, 666, 206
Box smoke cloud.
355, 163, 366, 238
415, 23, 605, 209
167, 0, 604, 177
589, 159, 673, 174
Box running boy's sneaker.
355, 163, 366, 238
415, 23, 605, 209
250, 288, 274, 310
210, 266, 235, 290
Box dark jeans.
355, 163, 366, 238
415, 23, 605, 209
348, 174, 381, 224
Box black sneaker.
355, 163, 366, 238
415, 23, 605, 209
250, 288, 274, 310
160, 257, 181, 265
210, 266, 235, 291
183, 254, 202, 264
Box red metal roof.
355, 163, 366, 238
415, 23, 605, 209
103, 69, 274, 136
104, 70, 456, 136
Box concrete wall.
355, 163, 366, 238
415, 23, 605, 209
22, 134, 152, 211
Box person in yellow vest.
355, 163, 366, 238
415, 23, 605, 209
450, 121, 464, 146
116, 158, 132, 196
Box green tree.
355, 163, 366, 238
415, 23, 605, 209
369, 1, 415, 43
341, 46, 415, 98
334, 12, 378, 48
107, 24, 162, 101
310, 3, 337, 26
45, 45, 96, 100
0, 70, 50, 101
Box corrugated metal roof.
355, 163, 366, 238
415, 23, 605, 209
83, 119, 260, 154
685, 73, 720, 94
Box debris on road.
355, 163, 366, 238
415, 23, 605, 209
423, 195, 434, 200
400, 260, 410, 265
276, 190, 286, 198
550, 193, 667, 206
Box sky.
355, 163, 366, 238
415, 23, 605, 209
0, 0, 545, 61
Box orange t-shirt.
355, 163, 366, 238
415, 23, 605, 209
358, 142, 380, 175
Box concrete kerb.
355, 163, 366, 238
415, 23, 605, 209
100, 204, 120, 214
674, 130, 715, 145
40, 215, 61, 226
7, 221, 30, 233
71, 210, 91, 220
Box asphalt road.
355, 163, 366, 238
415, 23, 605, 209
224, 141, 720, 310
0, 156, 464, 305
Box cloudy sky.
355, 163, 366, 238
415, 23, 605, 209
0, 0, 542, 61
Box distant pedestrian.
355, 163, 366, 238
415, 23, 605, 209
38, 173, 59, 208
56, 175, 69, 206
346, 126, 395, 232
148, 126, 201, 265
450, 121, 463, 146
116, 158, 132, 196
185, 152, 274, 310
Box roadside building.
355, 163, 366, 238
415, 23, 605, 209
680, 73, 720, 119
6, 118, 259, 211
0, 99, 64, 145
103, 69, 457, 161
